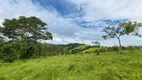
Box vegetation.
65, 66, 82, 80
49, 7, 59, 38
0, 51, 142, 80
0, 16, 52, 62
102, 21, 142, 53
69, 44, 89, 54
0, 16, 52, 41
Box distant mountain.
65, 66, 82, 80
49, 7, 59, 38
66, 43, 83, 46
42, 42, 89, 50
43, 42, 84, 46
42, 42, 66, 46
42, 42, 94, 53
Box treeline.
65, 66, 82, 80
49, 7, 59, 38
67, 45, 142, 55
0, 40, 68, 62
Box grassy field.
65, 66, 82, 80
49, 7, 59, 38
83, 47, 98, 53
69, 44, 88, 52
0, 51, 142, 80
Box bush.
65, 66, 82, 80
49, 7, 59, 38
18, 40, 39, 58
0, 42, 20, 62
0, 40, 42, 62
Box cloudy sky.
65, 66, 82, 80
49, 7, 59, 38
0, 0, 142, 46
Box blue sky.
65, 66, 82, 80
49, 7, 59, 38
0, 0, 142, 46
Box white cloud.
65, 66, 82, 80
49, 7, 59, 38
0, 0, 142, 46
70, 0, 142, 21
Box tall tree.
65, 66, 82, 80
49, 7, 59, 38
0, 16, 52, 41
102, 21, 142, 53
0, 16, 53, 59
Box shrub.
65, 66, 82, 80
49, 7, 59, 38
0, 40, 42, 62
0, 42, 20, 62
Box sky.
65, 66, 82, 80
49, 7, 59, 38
0, 0, 142, 46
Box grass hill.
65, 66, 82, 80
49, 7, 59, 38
83, 47, 99, 53
0, 50, 142, 80
69, 44, 89, 51
65, 43, 87, 50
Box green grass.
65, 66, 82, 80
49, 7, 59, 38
83, 47, 98, 53
69, 44, 87, 51
0, 51, 142, 80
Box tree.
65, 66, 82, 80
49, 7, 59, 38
0, 16, 53, 61
92, 41, 101, 55
120, 21, 142, 37
0, 16, 52, 41
102, 21, 142, 53
92, 41, 100, 47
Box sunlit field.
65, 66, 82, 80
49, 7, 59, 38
0, 51, 142, 80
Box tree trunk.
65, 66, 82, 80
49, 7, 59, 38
117, 38, 122, 53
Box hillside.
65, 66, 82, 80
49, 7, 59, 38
69, 44, 89, 52
65, 43, 88, 50
0, 51, 142, 80
83, 47, 99, 53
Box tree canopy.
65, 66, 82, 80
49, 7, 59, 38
120, 21, 142, 37
0, 16, 52, 41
